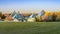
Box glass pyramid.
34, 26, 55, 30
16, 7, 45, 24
13, 14, 24, 20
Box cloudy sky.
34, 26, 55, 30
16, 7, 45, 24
0, 0, 60, 13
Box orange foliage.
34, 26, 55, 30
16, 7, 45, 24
5, 15, 13, 20
22, 13, 31, 16
45, 12, 60, 19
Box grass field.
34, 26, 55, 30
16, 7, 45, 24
0, 22, 60, 34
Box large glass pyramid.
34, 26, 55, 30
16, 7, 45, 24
13, 14, 24, 20
11, 11, 24, 20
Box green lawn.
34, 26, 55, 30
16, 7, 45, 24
0, 22, 60, 34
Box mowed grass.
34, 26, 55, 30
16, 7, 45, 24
0, 22, 60, 34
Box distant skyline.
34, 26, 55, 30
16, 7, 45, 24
0, 0, 60, 13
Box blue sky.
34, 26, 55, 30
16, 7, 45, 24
0, 0, 60, 13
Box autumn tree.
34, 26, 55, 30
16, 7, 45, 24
52, 13, 57, 21
0, 11, 2, 17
